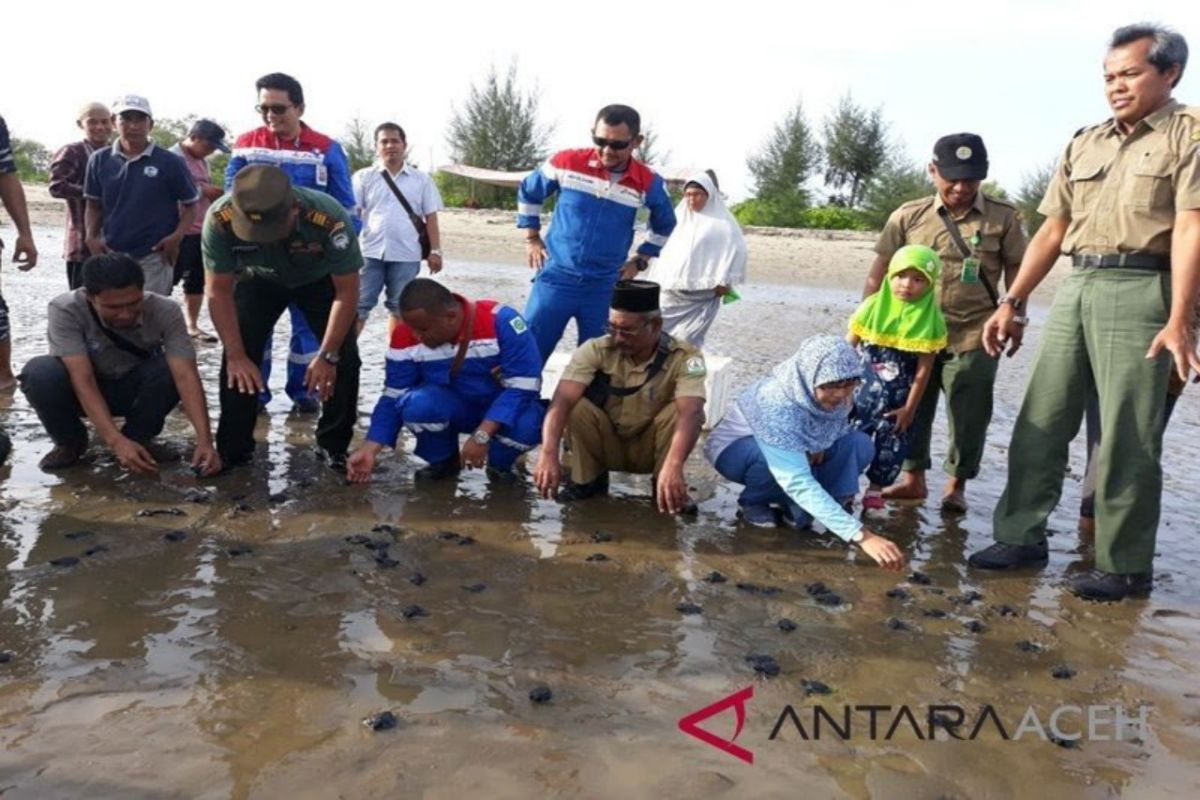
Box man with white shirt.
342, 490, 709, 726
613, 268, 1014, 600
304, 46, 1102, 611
352, 122, 443, 334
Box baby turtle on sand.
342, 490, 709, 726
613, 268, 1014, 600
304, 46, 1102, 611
962, 620, 986, 634
375, 556, 400, 569
362, 711, 398, 731
745, 654, 781, 677
736, 582, 782, 597
83, 545, 109, 557
585, 553, 609, 563
462, 583, 487, 594
922, 608, 948, 619
0, 652, 13, 664
529, 685, 553, 704
908, 571, 932, 585
49, 556, 80, 568
886, 617, 913, 632
408, 573, 427, 586
64, 530, 95, 540
226, 544, 253, 557
437, 531, 461, 542
885, 587, 910, 600
992, 604, 1019, 617
801, 679, 832, 696
703, 571, 728, 584
164, 530, 187, 543
591, 531, 614, 543
401, 605, 428, 619
777, 618, 798, 632
676, 602, 703, 615
344, 534, 371, 546
457, 536, 476, 546
1016, 640, 1043, 653
1050, 665, 1077, 680
372, 524, 400, 535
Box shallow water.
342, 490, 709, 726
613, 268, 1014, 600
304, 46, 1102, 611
1, 228, 1198, 798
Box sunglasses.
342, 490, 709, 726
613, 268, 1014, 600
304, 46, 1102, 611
605, 321, 650, 338
593, 136, 634, 151
255, 103, 294, 116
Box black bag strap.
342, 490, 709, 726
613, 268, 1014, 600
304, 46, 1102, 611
935, 205, 999, 308
380, 169, 428, 237
589, 333, 673, 402
86, 301, 157, 360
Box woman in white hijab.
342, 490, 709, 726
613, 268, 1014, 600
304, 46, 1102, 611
645, 171, 747, 348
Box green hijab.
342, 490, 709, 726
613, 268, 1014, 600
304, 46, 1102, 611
848, 245, 948, 353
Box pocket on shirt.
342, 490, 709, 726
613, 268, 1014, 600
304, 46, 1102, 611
1067, 158, 1107, 215
1125, 154, 1174, 209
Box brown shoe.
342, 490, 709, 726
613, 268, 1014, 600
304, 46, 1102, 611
39, 442, 87, 471
940, 478, 969, 514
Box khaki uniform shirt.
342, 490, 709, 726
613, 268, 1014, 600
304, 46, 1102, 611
561, 334, 707, 438
876, 192, 1027, 354
1040, 101, 1200, 255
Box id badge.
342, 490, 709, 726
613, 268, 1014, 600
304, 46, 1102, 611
316, 163, 328, 187
961, 257, 981, 284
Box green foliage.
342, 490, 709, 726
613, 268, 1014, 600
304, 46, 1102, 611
796, 205, 871, 230
1017, 159, 1057, 236
433, 170, 519, 211
342, 116, 374, 173
446, 61, 551, 208
148, 115, 231, 187
747, 100, 820, 205
859, 158, 932, 229
822, 93, 887, 208
11, 138, 51, 182
730, 197, 867, 230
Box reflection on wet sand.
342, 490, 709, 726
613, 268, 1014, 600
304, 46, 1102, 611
1, 252, 1198, 797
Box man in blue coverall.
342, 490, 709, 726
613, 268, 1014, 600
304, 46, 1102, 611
346, 278, 545, 484
518, 104, 676, 363
224, 71, 359, 413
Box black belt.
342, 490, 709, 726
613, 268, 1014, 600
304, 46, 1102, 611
1071, 252, 1169, 271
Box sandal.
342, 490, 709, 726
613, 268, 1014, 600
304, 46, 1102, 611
189, 330, 219, 344
862, 489, 885, 510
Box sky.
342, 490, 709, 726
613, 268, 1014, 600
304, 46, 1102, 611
4, 0, 1198, 202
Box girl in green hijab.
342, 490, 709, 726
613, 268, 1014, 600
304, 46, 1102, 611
847, 245, 948, 509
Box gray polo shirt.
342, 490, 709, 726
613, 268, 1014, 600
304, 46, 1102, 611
47, 289, 195, 379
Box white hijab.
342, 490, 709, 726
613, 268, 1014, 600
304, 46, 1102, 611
646, 172, 748, 291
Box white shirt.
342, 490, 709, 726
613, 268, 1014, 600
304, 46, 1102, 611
352, 163, 444, 261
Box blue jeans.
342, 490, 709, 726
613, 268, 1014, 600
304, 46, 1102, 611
397, 384, 544, 470
714, 431, 873, 526
358, 258, 421, 321
524, 269, 615, 363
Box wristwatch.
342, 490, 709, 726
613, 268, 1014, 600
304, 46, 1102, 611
471, 429, 492, 446
851, 529, 866, 544
634, 255, 649, 272
318, 350, 341, 365
429, 248, 442, 257
999, 294, 1026, 312
1011, 314, 1030, 327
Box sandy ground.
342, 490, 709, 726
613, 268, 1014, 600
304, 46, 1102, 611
0, 195, 1196, 799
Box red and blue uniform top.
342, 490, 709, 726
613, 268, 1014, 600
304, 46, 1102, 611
365, 297, 544, 446
517, 148, 676, 280
224, 123, 360, 231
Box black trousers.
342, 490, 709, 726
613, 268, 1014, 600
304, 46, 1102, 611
216, 275, 361, 461
20, 354, 180, 446
67, 260, 85, 291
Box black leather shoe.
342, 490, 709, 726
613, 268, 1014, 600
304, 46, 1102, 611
968, 541, 1049, 570
0, 428, 11, 466
1069, 569, 1152, 601
414, 457, 462, 481
557, 472, 609, 502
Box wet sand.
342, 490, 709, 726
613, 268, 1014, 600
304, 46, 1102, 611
0, 219, 1197, 798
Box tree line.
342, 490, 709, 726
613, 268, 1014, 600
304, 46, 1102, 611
7, 63, 1055, 234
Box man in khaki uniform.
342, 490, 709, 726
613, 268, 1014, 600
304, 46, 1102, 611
866, 134, 1027, 513
534, 280, 707, 514
971, 23, 1200, 601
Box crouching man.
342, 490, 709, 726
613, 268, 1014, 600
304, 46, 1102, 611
347, 278, 544, 484
19, 253, 221, 475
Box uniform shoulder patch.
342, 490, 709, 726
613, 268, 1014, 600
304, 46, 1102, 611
509, 316, 528, 334
303, 208, 339, 231
684, 355, 707, 377
212, 206, 235, 228
330, 230, 350, 251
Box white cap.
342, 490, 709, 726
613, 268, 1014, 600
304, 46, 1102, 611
112, 94, 152, 117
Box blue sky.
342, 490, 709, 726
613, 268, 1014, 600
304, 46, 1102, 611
4, 0, 1198, 201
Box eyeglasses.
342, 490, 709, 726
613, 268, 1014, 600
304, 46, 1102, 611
605, 321, 649, 338
593, 136, 633, 151
255, 103, 293, 116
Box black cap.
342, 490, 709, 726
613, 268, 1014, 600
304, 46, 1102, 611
188, 118, 230, 153
611, 280, 660, 313
931, 133, 988, 181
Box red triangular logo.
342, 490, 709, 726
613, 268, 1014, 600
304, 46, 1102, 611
677, 686, 755, 764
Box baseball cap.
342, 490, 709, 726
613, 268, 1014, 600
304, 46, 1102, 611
112, 94, 153, 118
931, 133, 988, 181
188, 118, 230, 153
230, 165, 294, 242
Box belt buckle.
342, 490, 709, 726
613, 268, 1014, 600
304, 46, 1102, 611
1079, 254, 1102, 268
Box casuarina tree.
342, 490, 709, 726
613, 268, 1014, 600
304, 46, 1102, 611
747, 100, 821, 206
822, 93, 888, 208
